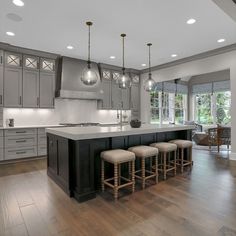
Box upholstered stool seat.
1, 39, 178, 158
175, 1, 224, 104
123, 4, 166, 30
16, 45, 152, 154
128, 145, 158, 189
150, 142, 177, 152
169, 140, 192, 149
150, 142, 177, 180
101, 149, 135, 163
169, 139, 193, 173
101, 149, 135, 200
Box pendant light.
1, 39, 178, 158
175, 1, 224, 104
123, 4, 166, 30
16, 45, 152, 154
118, 34, 131, 89
144, 43, 155, 92
81, 21, 99, 86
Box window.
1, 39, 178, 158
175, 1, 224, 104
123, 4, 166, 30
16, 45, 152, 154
150, 91, 161, 123
194, 91, 231, 125
195, 93, 213, 125
150, 91, 187, 124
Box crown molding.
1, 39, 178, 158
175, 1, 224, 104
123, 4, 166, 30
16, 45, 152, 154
0, 41, 59, 59
141, 43, 236, 74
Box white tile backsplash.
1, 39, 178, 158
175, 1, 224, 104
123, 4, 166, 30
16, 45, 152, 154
3, 99, 130, 126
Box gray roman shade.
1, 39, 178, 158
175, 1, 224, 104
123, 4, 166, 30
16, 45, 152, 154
192, 80, 230, 94
213, 80, 230, 92
155, 81, 188, 94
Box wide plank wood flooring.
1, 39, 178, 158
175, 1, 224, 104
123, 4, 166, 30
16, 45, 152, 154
0, 149, 235, 236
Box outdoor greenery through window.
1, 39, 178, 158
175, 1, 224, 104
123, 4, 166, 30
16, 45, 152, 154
151, 91, 187, 124
194, 91, 231, 125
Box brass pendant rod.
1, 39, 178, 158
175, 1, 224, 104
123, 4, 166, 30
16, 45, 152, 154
86, 21, 93, 67
121, 34, 126, 74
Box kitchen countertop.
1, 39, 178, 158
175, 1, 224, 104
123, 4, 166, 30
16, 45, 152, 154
46, 124, 194, 140
0, 124, 64, 130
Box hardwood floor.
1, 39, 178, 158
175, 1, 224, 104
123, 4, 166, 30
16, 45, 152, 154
0, 149, 235, 236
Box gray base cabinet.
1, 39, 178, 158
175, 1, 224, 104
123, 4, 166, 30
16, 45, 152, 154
0, 51, 3, 107
0, 127, 48, 162
0, 130, 3, 161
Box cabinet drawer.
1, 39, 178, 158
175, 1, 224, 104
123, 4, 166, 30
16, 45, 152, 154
0, 136, 3, 148
0, 148, 3, 161
38, 145, 47, 156
0, 130, 3, 137
5, 128, 37, 136
38, 134, 46, 145
38, 128, 46, 134
5, 135, 37, 148
5, 146, 37, 160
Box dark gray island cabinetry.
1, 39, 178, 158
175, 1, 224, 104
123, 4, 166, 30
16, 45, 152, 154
46, 124, 193, 203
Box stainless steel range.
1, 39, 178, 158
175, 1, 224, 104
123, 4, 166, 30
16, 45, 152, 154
60, 122, 100, 127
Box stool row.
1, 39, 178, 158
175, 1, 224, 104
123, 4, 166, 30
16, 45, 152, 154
101, 139, 193, 200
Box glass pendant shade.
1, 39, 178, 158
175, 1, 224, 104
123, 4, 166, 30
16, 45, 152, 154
144, 43, 155, 92
81, 65, 99, 86
81, 21, 99, 86
119, 72, 131, 89
144, 73, 155, 92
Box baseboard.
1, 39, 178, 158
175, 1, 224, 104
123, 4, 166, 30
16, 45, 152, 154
229, 152, 236, 161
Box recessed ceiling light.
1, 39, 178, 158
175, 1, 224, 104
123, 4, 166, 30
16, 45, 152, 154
171, 54, 178, 58
141, 63, 146, 67
6, 31, 15, 36
217, 38, 225, 43
187, 18, 196, 25
110, 56, 115, 59
67, 45, 74, 50
12, 0, 24, 7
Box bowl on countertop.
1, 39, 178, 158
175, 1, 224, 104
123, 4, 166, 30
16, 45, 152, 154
130, 119, 141, 128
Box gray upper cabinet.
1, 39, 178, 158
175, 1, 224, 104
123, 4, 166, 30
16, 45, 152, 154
0, 50, 3, 106
39, 71, 55, 108
98, 70, 112, 109
39, 58, 55, 108
23, 55, 40, 108
111, 71, 122, 109
4, 67, 23, 108
4, 51, 23, 107
121, 88, 130, 110
130, 74, 140, 119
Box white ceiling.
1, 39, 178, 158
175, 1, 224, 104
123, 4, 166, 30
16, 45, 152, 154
1, 0, 236, 70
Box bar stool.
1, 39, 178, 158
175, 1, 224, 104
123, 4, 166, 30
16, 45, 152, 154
101, 149, 135, 200
169, 139, 193, 173
150, 142, 177, 180
128, 145, 158, 189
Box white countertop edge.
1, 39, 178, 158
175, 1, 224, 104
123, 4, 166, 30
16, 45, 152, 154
0, 125, 64, 130
46, 125, 195, 141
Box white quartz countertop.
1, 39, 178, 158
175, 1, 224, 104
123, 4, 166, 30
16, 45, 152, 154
46, 124, 194, 141
0, 124, 64, 130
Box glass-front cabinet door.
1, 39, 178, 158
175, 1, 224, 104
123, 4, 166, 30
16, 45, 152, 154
5, 52, 22, 68
23, 55, 39, 70
40, 58, 55, 72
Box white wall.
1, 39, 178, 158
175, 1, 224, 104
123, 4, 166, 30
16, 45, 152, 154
3, 99, 128, 126
140, 50, 236, 160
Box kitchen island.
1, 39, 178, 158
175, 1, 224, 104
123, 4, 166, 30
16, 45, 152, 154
46, 124, 194, 202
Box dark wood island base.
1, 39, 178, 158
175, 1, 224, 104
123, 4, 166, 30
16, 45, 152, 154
47, 129, 192, 203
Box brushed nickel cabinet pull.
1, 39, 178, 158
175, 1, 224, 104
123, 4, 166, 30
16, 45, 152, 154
0, 55, 2, 64
16, 151, 26, 154
16, 131, 26, 134
16, 140, 26, 143
0, 95, 2, 105
19, 96, 22, 105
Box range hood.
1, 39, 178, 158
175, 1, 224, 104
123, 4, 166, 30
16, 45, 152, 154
56, 57, 103, 100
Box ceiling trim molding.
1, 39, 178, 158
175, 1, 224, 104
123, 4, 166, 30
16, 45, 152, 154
141, 43, 236, 74
0, 42, 59, 59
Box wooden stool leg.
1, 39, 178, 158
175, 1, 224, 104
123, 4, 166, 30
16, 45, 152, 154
128, 161, 131, 179
141, 158, 145, 189
150, 157, 153, 172
118, 164, 121, 185
174, 150, 177, 176
181, 148, 184, 173
132, 160, 135, 193
101, 159, 105, 192
114, 163, 118, 200
155, 154, 158, 183
163, 152, 167, 180
189, 147, 193, 170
